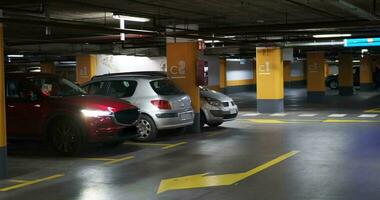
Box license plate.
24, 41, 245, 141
180, 113, 193, 120
230, 109, 237, 114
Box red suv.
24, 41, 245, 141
5, 73, 140, 155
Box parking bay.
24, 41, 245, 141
2, 91, 380, 199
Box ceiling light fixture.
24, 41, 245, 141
113, 14, 150, 22
204, 40, 222, 44
313, 34, 352, 38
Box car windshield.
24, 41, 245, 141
150, 79, 185, 95
31, 77, 86, 97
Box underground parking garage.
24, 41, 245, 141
2, 0, 380, 199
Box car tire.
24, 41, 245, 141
49, 118, 86, 156
135, 114, 157, 142
200, 111, 206, 128
328, 80, 338, 90
207, 122, 223, 127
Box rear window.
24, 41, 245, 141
108, 80, 138, 98
150, 79, 184, 95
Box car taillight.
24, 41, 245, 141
150, 100, 172, 110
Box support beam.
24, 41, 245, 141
338, 53, 354, 96
219, 58, 227, 93
256, 47, 284, 113
40, 62, 55, 74
329, 0, 379, 20
76, 55, 96, 84
166, 42, 201, 133
0, 18, 7, 179
360, 55, 373, 91
307, 52, 326, 101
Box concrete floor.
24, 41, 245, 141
2, 89, 380, 200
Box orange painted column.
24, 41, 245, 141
167, 42, 201, 132
338, 53, 354, 96
256, 47, 284, 113
0, 21, 7, 178
76, 55, 96, 84
219, 58, 227, 93
360, 55, 373, 91
307, 52, 325, 101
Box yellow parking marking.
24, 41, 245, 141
157, 151, 299, 194
86, 156, 134, 165
207, 132, 223, 137
124, 142, 187, 150
365, 108, 380, 113
161, 142, 187, 150
0, 174, 64, 192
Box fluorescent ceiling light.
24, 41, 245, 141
353, 60, 360, 63
204, 40, 222, 44
313, 34, 352, 38
7, 54, 24, 58
222, 36, 236, 39
113, 14, 150, 22
285, 41, 344, 47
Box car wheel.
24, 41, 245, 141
135, 114, 157, 142
49, 118, 85, 156
207, 122, 223, 127
329, 80, 338, 90
200, 111, 206, 128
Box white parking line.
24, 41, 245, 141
270, 113, 288, 117
358, 114, 378, 118
328, 114, 347, 118
242, 113, 261, 117
298, 114, 318, 117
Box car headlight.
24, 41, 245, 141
205, 97, 221, 107
81, 109, 113, 118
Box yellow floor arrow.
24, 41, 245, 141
157, 150, 299, 194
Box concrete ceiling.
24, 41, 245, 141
1, 0, 380, 58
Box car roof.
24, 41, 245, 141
92, 71, 167, 80
91, 74, 167, 81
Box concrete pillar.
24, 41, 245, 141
307, 52, 325, 101
324, 63, 330, 78
167, 42, 201, 133
338, 53, 354, 96
219, 58, 227, 93
283, 61, 291, 87
76, 55, 96, 84
40, 62, 55, 74
0, 22, 8, 178
256, 47, 284, 113
360, 55, 373, 91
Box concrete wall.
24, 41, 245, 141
95, 55, 166, 75
204, 56, 220, 87
225, 59, 255, 93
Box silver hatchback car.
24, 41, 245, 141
82, 73, 194, 142
200, 86, 238, 127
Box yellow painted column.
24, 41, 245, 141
307, 52, 325, 101
324, 63, 329, 78
167, 42, 201, 132
40, 62, 55, 74
360, 55, 373, 91
338, 53, 354, 96
0, 22, 7, 178
219, 58, 226, 93
76, 55, 96, 84
256, 47, 284, 113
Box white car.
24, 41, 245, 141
200, 86, 238, 127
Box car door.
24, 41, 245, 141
6, 78, 43, 137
